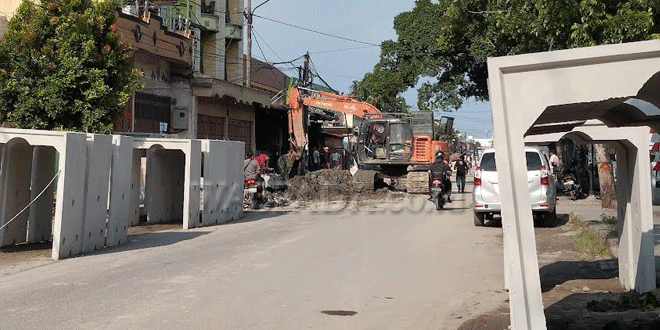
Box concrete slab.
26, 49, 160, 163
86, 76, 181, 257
27, 146, 57, 243
200, 140, 244, 225
107, 135, 133, 247
81, 134, 112, 253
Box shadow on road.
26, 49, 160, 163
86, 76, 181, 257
544, 291, 660, 330
86, 230, 212, 256
481, 213, 570, 228
539, 259, 618, 293
224, 210, 289, 225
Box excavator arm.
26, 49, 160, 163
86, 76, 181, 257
287, 87, 380, 152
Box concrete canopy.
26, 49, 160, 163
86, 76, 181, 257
487, 40, 660, 329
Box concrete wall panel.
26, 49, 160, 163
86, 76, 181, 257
183, 140, 201, 229
107, 135, 133, 247
130, 150, 142, 226
226, 141, 244, 221
146, 147, 172, 223
52, 133, 88, 260
81, 134, 112, 252
27, 146, 57, 243
169, 150, 185, 222
0, 140, 33, 246
201, 140, 230, 225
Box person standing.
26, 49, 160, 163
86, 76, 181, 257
329, 149, 341, 169
311, 146, 320, 171
455, 154, 470, 193
322, 146, 330, 169
549, 149, 561, 174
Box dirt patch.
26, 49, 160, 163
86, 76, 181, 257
127, 222, 182, 235
1, 241, 52, 276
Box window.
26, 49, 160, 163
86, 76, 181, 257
480, 151, 543, 171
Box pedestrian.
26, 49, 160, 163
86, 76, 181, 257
311, 146, 320, 171
322, 146, 330, 169
549, 149, 561, 174
330, 149, 341, 169
455, 154, 470, 193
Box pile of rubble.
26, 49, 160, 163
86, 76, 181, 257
284, 169, 357, 201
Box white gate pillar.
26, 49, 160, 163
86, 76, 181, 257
614, 130, 655, 292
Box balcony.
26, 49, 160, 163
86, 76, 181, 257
200, 13, 219, 32
115, 8, 192, 67
225, 22, 242, 40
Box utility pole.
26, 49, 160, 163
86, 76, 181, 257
245, 0, 251, 87
302, 51, 310, 87
244, 0, 271, 88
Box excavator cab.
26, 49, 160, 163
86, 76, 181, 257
357, 116, 415, 165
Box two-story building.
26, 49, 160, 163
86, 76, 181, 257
114, 0, 282, 155
1, 0, 289, 155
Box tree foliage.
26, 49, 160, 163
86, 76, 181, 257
0, 0, 141, 133
354, 0, 660, 112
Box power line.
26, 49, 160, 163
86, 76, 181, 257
309, 45, 380, 55
251, 27, 285, 88
251, 27, 299, 72
253, 14, 380, 46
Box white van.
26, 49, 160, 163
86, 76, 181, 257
472, 147, 557, 226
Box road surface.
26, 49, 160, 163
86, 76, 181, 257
0, 193, 506, 329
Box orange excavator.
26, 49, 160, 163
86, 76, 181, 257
287, 86, 452, 192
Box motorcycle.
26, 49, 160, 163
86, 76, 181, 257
243, 177, 263, 209
558, 168, 587, 201
430, 170, 451, 210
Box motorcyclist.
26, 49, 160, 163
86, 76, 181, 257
428, 151, 452, 203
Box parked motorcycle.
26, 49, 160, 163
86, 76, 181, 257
558, 167, 587, 201
430, 170, 451, 210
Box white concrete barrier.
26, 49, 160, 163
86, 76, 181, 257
0, 128, 244, 260
107, 135, 133, 247
200, 140, 244, 226
81, 134, 112, 253
133, 138, 201, 229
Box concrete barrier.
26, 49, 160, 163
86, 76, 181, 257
0, 128, 244, 260
132, 138, 201, 229
201, 140, 244, 226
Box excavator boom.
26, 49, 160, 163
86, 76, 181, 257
287, 87, 380, 152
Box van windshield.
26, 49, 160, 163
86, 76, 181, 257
479, 151, 543, 171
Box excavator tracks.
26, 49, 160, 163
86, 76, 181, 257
396, 171, 429, 194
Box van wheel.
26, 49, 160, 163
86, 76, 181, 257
541, 210, 556, 226
474, 212, 485, 226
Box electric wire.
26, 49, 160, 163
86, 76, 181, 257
253, 14, 379, 46
0, 170, 60, 233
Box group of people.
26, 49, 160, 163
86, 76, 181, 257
310, 146, 342, 171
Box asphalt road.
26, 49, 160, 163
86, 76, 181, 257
0, 193, 506, 330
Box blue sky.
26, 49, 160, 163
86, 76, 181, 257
250, 0, 493, 138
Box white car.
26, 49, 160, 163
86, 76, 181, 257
472, 147, 557, 226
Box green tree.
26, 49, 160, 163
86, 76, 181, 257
0, 0, 141, 133
358, 0, 660, 112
